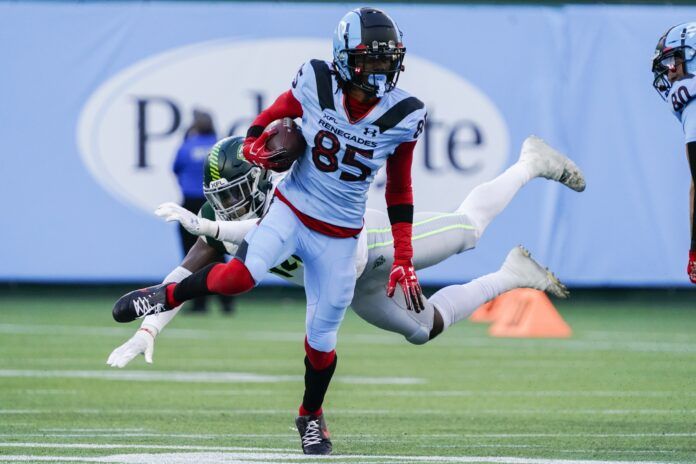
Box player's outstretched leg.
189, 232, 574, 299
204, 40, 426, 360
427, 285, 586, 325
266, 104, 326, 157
113, 284, 171, 323
429, 245, 568, 331
455, 136, 585, 244
519, 135, 586, 192
500, 245, 568, 297
111, 258, 257, 323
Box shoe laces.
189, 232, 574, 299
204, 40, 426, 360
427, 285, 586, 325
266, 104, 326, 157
133, 297, 164, 317
301, 419, 323, 447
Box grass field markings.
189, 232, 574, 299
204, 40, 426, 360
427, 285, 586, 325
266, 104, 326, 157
583, 330, 696, 342
0, 433, 295, 439
0, 443, 298, 452
418, 445, 543, 449
5, 323, 696, 353
196, 388, 675, 397
0, 369, 424, 385
197, 389, 280, 396
2, 408, 695, 416
3, 432, 695, 441
336, 390, 696, 398
0, 408, 388, 415
0, 324, 213, 340
0, 451, 681, 464
348, 333, 696, 354
428, 337, 696, 353
10, 389, 80, 395
242, 330, 410, 346
417, 433, 696, 438
39, 428, 146, 432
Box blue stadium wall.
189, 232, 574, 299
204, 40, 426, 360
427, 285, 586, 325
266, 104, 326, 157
0, 1, 692, 286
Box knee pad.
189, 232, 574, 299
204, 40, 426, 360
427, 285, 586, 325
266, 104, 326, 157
405, 327, 430, 345
207, 259, 256, 296
304, 337, 336, 370
327, 269, 356, 311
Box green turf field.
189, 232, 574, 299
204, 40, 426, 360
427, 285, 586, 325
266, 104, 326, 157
0, 288, 694, 463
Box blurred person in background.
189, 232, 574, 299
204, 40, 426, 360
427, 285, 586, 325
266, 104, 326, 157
172, 109, 235, 314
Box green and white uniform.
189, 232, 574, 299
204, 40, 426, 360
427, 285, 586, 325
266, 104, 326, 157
200, 197, 478, 344
148, 147, 554, 344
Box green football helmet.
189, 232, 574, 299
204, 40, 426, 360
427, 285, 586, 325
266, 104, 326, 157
203, 136, 272, 221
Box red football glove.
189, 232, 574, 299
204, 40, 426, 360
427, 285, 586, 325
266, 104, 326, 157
242, 128, 289, 170
687, 250, 696, 284
386, 260, 425, 313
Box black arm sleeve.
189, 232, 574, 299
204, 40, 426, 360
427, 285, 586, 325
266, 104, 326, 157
687, 142, 696, 250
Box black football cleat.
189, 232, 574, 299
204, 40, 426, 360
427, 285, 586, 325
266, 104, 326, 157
112, 284, 172, 323
295, 414, 332, 455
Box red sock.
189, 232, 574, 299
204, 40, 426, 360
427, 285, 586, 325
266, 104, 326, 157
165, 283, 181, 307
299, 337, 337, 416
299, 405, 322, 417
207, 259, 255, 295
304, 337, 336, 370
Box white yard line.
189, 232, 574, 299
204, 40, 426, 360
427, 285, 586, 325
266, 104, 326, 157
6, 431, 695, 439
0, 448, 679, 464
0, 369, 424, 385
328, 390, 696, 398
0, 324, 212, 340
193, 388, 696, 398
39, 428, 146, 432
3, 324, 696, 353
0, 443, 297, 452
0, 433, 294, 439
1, 408, 694, 416
0, 408, 696, 417
9, 389, 80, 395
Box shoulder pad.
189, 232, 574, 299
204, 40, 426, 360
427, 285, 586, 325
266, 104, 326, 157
291, 60, 336, 112
374, 95, 426, 141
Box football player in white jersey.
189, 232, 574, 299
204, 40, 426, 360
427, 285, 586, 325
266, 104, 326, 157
112, 8, 430, 455
109, 131, 586, 448
652, 22, 696, 283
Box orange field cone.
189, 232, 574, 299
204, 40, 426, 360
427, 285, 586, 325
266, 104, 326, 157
469, 288, 526, 323
487, 289, 572, 338
468, 300, 496, 322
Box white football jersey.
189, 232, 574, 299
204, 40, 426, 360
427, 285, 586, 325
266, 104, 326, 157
279, 59, 427, 229
668, 76, 696, 143
200, 170, 369, 286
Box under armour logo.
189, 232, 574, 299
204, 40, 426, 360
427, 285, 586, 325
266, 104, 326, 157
363, 127, 378, 137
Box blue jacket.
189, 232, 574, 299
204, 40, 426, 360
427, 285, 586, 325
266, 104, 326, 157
172, 134, 217, 198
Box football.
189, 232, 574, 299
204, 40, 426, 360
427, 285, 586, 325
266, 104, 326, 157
264, 117, 306, 172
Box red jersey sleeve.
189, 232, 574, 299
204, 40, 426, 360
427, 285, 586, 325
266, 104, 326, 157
385, 141, 416, 263
243, 90, 304, 166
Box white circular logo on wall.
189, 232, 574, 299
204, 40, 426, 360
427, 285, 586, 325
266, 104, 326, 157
77, 38, 508, 214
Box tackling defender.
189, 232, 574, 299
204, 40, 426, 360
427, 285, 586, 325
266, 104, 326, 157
113, 8, 428, 455
652, 22, 696, 283
109, 133, 585, 440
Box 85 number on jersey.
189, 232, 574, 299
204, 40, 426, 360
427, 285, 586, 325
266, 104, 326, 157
312, 130, 375, 182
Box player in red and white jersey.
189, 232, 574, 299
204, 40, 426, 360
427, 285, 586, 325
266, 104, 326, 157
109, 132, 586, 453
111, 8, 428, 455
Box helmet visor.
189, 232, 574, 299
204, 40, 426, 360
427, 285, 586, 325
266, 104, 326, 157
346, 45, 405, 94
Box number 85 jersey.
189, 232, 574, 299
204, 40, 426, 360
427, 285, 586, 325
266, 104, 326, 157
278, 59, 427, 230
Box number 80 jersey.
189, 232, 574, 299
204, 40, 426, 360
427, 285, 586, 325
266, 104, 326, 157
278, 59, 427, 230
669, 76, 696, 143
